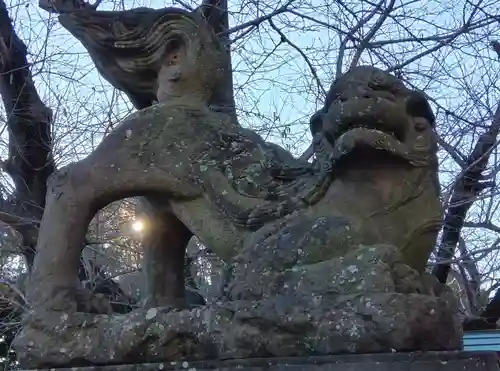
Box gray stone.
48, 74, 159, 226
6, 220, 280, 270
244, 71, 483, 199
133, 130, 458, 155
14, 6, 461, 369
14, 245, 462, 369
19, 352, 500, 371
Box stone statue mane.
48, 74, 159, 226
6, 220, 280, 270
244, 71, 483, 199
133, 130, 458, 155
14, 8, 461, 369
59, 7, 226, 109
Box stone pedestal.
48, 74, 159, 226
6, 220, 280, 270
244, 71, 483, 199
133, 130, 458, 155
20, 352, 500, 371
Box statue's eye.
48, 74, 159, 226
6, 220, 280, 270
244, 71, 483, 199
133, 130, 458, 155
370, 72, 385, 86
414, 119, 428, 132
369, 71, 405, 94
368, 77, 391, 91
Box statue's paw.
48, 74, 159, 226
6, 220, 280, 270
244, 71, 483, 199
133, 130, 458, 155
389, 260, 424, 294
273, 244, 435, 299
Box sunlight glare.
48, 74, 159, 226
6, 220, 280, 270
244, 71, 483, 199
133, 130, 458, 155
131, 220, 144, 233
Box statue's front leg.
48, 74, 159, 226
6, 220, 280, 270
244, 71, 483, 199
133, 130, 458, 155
27, 133, 199, 312
27, 173, 96, 312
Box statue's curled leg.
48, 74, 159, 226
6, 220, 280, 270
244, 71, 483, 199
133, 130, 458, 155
27, 138, 199, 312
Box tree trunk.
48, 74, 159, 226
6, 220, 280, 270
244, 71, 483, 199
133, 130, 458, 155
0, 0, 55, 269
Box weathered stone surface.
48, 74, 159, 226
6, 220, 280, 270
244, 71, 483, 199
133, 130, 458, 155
20, 352, 500, 371
15, 245, 462, 368
14, 5, 460, 369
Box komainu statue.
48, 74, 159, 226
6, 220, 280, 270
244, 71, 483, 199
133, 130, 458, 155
13, 7, 462, 369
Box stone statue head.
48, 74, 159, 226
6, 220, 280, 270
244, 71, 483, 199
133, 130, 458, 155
154, 14, 225, 105
308, 66, 442, 271
311, 66, 438, 172
59, 8, 226, 108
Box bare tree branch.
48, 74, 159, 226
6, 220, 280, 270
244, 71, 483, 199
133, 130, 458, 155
221, 1, 295, 36
268, 18, 326, 97
433, 100, 500, 283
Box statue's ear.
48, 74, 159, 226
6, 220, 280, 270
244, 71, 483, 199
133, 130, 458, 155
407, 91, 436, 127
309, 109, 325, 135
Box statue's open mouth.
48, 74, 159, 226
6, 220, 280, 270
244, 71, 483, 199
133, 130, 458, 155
333, 99, 405, 141
325, 96, 428, 166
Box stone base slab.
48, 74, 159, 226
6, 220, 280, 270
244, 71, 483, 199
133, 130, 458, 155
14, 246, 463, 369
21, 351, 500, 371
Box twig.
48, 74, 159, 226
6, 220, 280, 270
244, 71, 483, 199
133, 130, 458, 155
349, 0, 397, 70
220, 0, 295, 36
268, 18, 326, 97
336, 0, 385, 78
173, 0, 194, 10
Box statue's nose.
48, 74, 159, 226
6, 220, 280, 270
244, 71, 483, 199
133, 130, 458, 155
168, 68, 182, 81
